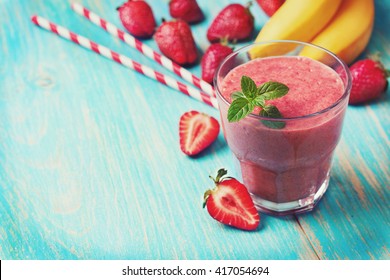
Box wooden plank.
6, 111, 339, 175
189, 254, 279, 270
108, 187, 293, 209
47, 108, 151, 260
0, 0, 319, 259
295, 0, 390, 260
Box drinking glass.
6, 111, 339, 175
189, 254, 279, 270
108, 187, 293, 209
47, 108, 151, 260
214, 40, 352, 215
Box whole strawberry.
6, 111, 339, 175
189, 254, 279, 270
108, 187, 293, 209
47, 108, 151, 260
201, 42, 233, 84
154, 19, 198, 65
117, 0, 156, 39
169, 0, 204, 24
256, 0, 285, 17
207, 3, 254, 43
349, 57, 389, 104
203, 169, 260, 231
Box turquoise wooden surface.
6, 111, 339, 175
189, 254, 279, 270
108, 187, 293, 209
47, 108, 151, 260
0, 0, 389, 260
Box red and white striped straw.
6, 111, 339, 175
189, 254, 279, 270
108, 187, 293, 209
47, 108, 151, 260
71, 2, 216, 97
31, 15, 218, 109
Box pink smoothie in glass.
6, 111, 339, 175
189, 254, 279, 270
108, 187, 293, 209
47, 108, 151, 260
218, 56, 346, 212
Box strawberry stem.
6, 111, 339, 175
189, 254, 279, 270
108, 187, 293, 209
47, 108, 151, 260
204, 169, 228, 207
214, 168, 228, 184
220, 37, 229, 46
203, 190, 212, 208
368, 52, 381, 62
367, 53, 389, 76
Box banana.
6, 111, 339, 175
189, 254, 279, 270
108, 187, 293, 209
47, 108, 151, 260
249, 0, 343, 58
300, 0, 375, 65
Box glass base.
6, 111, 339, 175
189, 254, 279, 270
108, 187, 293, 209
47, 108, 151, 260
250, 173, 330, 216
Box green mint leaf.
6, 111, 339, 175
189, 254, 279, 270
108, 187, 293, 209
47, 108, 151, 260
261, 105, 283, 118
227, 97, 255, 122
260, 105, 285, 129
261, 119, 286, 129
241, 76, 257, 98
231, 91, 246, 100
257, 81, 289, 100
253, 95, 265, 107
227, 76, 289, 124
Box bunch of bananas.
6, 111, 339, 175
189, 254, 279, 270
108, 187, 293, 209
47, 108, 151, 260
249, 0, 374, 65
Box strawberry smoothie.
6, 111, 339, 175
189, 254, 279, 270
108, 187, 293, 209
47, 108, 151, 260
215, 47, 351, 215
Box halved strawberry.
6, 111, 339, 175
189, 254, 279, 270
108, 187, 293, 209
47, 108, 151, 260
179, 111, 220, 156
203, 169, 260, 231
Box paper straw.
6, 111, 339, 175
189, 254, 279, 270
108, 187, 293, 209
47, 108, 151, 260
31, 15, 218, 109
71, 2, 216, 97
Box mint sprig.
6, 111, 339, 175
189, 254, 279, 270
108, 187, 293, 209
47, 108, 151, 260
260, 105, 286, 129
227, 76, 289, 128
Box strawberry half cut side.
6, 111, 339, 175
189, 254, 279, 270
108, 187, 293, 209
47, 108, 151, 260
179, 111, 220, 156
203, 169, 260, 231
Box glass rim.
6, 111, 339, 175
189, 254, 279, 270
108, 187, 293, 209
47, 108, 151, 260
213, 40, 352, 121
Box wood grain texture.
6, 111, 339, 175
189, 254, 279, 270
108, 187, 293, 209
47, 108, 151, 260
0, 0, 389, 260
295, 1, 390, 259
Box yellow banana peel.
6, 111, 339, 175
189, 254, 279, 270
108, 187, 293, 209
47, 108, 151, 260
249, 0, 343, 58
300, 0, 375, 65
